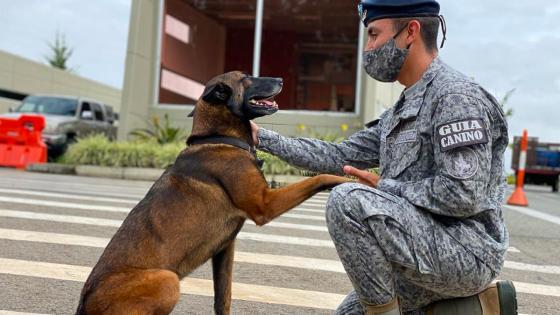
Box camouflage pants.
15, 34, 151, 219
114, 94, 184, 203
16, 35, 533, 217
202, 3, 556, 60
326, 183, 497, 314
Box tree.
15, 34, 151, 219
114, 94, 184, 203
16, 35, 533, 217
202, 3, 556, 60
45, 31, 74, 71
499, 88, 515, 118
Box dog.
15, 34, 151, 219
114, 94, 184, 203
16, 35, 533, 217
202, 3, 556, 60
75, 71, 351, 314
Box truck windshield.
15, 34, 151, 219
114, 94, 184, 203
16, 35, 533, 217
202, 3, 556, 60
15, 96, 78, 116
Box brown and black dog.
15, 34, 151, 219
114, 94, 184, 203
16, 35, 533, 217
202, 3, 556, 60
76, 71, 350, 314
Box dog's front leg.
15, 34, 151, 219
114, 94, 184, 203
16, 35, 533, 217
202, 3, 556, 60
222, 166, 351, 225
212, 241, 236, 315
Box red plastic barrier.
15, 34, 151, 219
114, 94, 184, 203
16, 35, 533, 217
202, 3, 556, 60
0, 114, 47, 168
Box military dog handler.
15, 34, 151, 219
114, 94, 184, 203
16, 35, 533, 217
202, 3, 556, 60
250, 0, 517, 314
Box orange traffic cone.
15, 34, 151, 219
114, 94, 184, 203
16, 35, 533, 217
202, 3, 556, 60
507, 186, 528, 207
507, 129, 529, 207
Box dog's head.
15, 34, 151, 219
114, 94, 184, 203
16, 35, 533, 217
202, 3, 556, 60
189, 71, 283, 120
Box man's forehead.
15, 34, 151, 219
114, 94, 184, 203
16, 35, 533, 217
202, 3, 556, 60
367, 19, 393, 32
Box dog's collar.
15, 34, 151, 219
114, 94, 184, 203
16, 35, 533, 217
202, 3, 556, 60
187, 135, 263, 168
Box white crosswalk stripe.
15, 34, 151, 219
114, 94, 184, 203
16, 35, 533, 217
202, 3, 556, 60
0, 182, 556, 314
0, 258, 345, 310
0, 188, 139, 204
0, 311, 51, 315
0, 196, 326, 221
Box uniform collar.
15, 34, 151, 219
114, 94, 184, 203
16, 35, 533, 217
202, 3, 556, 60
402, 56, 443, 102
394, 57, 443, 119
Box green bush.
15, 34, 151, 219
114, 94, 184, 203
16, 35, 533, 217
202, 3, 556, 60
62, 134, 184, 168
61, 126, 355, 176
257, 151, 302, 175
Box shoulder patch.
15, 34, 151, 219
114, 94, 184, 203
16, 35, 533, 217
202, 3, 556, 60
443, 147, 478, 179
436, 118, 488, 152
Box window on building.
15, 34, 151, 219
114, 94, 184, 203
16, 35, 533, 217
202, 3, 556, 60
260, 1, 359, 112
159, 0, 255, 105
158, 0, 360, 113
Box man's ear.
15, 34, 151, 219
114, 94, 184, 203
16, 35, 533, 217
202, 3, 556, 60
201, 82, 232, 104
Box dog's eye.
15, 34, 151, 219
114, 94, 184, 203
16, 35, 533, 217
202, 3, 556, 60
241, 76, 252, 86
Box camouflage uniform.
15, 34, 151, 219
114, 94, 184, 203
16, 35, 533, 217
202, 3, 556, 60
257, 57, 509, 314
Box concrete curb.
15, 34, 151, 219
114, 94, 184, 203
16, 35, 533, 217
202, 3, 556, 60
75, 165, 165, 181
26, 163, 310, 185
26, 163, 76, 175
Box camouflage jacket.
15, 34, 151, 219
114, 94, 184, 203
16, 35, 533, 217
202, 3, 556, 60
257, 57, 510, 271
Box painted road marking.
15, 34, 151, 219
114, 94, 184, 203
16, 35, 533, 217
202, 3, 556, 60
0, 209, 327, 232
0, 258, 344, 310
1, 257, 558, 301
0, 188, 139, 204
0, 311, 51, 315
0, 178, 331, 201
292, 207, 325, 214
0, 178, 148, 197
0, 227, 335, 249
0, 188, 324, 216
0, 224, 339, 272
0, 227, 546, 276
237, 232, 333, 247
504, 205, 560, 226
0, 196, 325, 221
504, 261, 560, 275
0, 211, 525, 253
0, 227, 338, 269
0, 196, 130, 213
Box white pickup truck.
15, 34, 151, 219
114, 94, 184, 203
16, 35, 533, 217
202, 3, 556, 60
2, 95, 118, 157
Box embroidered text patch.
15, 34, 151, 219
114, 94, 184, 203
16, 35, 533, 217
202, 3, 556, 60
436, 118, 488, 152
395, 129, 418, 144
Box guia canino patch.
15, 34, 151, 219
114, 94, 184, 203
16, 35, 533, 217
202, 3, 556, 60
436, 118, 489, 152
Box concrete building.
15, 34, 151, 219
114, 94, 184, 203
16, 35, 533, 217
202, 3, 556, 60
0, 50, 121, 114
119, 0, 403, 140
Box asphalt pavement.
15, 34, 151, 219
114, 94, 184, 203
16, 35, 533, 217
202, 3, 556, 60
0, 168, 558, 314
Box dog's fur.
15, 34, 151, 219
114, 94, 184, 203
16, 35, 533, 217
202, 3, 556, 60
75, 71, 350, 314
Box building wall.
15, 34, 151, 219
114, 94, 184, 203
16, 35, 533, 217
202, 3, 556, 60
119, 0, 402, 140
0, 98, 20, 114
0, 50, 121, 113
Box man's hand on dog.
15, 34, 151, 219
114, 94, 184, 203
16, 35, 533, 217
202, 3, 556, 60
250, 121, 260, 146
343, 166, 380, 188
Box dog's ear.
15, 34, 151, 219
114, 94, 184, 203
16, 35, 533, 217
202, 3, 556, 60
202, 82, 232, 104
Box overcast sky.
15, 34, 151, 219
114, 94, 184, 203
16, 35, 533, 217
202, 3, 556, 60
1, 0, 559, 146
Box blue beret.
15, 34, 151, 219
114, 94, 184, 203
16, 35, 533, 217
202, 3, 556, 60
358, 0, 440, 26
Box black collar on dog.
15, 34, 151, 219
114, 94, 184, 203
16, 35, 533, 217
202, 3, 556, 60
187, 135, 264, 168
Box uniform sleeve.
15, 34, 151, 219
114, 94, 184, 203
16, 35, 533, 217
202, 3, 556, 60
377, 93, 494, 218
257, 120, 383, 175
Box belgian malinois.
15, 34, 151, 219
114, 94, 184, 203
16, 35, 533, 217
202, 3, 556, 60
76, 71, 351, 314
